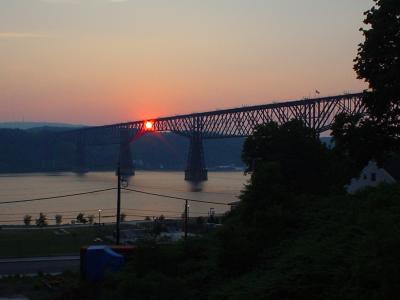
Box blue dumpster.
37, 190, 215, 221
85, 245, 124, 281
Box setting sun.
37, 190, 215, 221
145, 121, 154, 130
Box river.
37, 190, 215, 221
0, 171, 248, 225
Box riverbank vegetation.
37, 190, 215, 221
3, 177, 400, 299
59, 111, 400, 299
92, 183, 399, 300
69, 114, 399, 299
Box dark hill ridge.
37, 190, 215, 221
0, 122, 85, 130
0, 126, 332, 173
0, 127, 245, 173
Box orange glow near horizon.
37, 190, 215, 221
0, 1, 371, 124
145, 121, 154, 130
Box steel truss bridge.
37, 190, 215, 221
70, 93, 365, 181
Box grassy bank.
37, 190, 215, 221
85, 183, 400, 299
0, 225, 116, 257
2, 184, 400, 299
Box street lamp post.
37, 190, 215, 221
184, 200, 189, 240
98, 209, 102, 225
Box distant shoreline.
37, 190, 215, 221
0, 169, 244, 177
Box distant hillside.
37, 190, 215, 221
0, 126, 334, 173
0, 128, 245, 173
26, 126, 86, 133
0, 122, 85, 130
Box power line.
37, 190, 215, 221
124, 208, 210, 215
130, 183, 241, 196
0, 185, 231, 207
0, 216, 115, 223
0, 185, 229, 224
0, 220, 25, 223
124, 208, 182, 214
0, 211, 217, 224
0, 188, 116, 205
122, 188, 229, 206
0, 208, 210, 218
125, 213, 179, 218
0, 208, 117, 216
1, 209, 191, 219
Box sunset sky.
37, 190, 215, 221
1, 0, 372, 125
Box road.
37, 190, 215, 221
0, 256, 80, 277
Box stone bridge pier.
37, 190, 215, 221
185, 132, 208, 182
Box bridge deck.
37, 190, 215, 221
72, 92, 364, 141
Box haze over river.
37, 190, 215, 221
0, 171, 248, 225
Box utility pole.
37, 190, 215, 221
184, 199, 188, 240
116, 164, 121, 245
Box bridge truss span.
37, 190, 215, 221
71, 92, 366, 181
99, 93, 365, 138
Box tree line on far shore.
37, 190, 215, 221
21, 212, 128, 227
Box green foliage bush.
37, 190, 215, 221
80, 121, 400, 300
80, 184, 400, 300
212, 185, 400, 300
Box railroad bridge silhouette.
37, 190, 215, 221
69, 93, 365, 182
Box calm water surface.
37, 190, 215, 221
0, 171, 248, 224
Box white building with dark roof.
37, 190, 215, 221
346, 158, 400, 194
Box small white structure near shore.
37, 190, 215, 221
346, 160, 400, 194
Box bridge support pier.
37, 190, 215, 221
185, 133, 208, 182
118, 129, 135, 176
74, 137, 88, 174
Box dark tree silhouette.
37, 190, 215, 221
76, 213, 88, 224
217, 120, 332, 275
354, 0, 400, 119
331, 113, 393, 168
88, 214, 95, 224
55, 214, 63, 225
23, 215, 32, 226
332, 0, 400, 169
36, 213, 48, 227
242, 120, 330, 195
